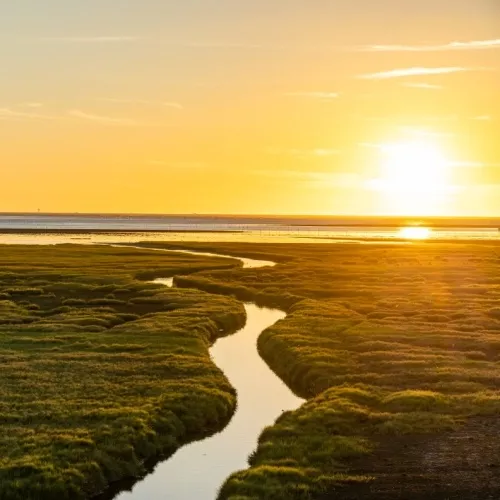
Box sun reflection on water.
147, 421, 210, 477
399, 226, 432, 240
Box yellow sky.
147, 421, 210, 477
1, 1, 499, 215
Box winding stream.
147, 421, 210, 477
109, 244, 276, 269
111, 247, 304, 500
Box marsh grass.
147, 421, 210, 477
0, 244, 245, 499
136, 242, 500, 499
4, 241, 500, 499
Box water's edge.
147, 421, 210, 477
102, 246, 304, 500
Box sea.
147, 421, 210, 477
0, 213, 499, 245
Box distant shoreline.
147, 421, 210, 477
1, 213, 500, 230
0, 229, 245, 235
0, 225, 499, 234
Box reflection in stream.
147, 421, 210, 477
1, 235, 303, 499
111, 249, 303, 499
114, 301, 302, 500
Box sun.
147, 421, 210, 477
369, 139, 453, 215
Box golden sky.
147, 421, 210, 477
1, 1, 499, 215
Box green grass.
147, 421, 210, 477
0, 244, 244, 499
128, 241, 500, 499
4, 241, 500, 499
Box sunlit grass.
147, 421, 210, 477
3, 241, 500, 499
136, 241, 500, 499
0, 244, 245, 499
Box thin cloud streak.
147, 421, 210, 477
182, 41, 264, 49
358, 114, 459, 123
100, 98, 183, 109
68, 109, 140, 126
362, 38, 500, 52
0, 108, 56, 120
360, 67, 471, 79
40, 36, 140, 43
402, 82, 443, 90
20, 102, 44, 108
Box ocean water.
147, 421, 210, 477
0, 214, 498, 244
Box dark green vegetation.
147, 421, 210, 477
4, 240, 500, 500
0, 244, 245, 499
131, 241, 500, 499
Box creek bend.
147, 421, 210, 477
110, 246, 304, 500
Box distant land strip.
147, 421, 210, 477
0, 229, 245, 234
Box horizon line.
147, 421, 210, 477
1, 211, 500, 220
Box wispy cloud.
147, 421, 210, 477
285, 92, 339, 100
399, 127, 454, 138
183, 41, 263, 49
362, 38, 500, 52
0, 107, 55, 121
2, 106, 167, 126
357, 114, 459, 123
20, 102, 44, 108
402, 82, 443, 90
100, 98, 183, 109
68, 109, 140, 126
472, 115, 493, 121
36, 37, 267, 47
40, 36, 140, 43
360, 67, 471, 79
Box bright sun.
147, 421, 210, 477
370, 139, 453, 215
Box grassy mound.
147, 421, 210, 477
0, 244, 244, 499
142, 241, 500, 499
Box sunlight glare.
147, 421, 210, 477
399, 226, 432, 240
370, 139, 453, 215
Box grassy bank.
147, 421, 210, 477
0, 244, 244, 499
132, 241, 500, 499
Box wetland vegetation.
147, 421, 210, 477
0, 244, 244, 499
2, 240, 500, 499
129, 241, 500, 499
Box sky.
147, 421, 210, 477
1, 0, 499, 215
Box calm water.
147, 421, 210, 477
44, 240, 299, 499
0, 214, 499, 243
105, 251, 301, 499
115, 245, 275, 269
113, 302, 302, 500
